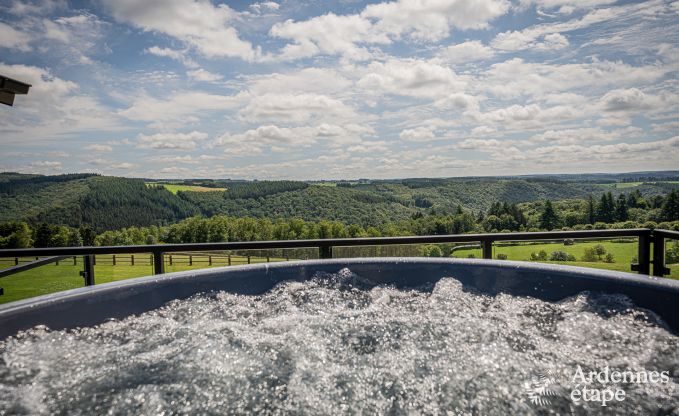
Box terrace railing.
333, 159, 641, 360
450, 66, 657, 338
0, 228, 676, 297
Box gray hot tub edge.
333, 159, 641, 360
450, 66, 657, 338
1, 258, 679, 339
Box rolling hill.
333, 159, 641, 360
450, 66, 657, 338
1, 172, 678, 230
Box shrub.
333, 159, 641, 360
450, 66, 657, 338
593, 244, 607, 258
563, 239, 574, 246
594, 222, 608, 230
604, 253, 615, 263
530, 250, 548, 261
549, 251, 576, 261
467, 253, 476, 258
421, 245, 443, 257
666, 242, 679, 264
582, 247, 598, 262
642, 221, 658, 230
496, 253, 508, 260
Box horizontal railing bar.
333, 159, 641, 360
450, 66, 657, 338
0, 229, 652, 258
654, 229, 679, 239
0, 255, 71, 278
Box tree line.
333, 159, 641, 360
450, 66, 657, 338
0, 190, 677, 249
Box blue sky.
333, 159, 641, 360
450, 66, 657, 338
1, 0, 678, 179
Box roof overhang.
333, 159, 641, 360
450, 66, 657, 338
0, 75, 31, 106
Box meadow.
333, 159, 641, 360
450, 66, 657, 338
0, 239, 676, 304
146, 183, 227, 194
0, 253, 290, 304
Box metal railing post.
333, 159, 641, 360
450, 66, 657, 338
637, 234, 651, 275
319, 245, 333, 259
153, 251, 165, 275
82, 255, 95, 286
653, 233, 666, 277
481, 240, 493, 259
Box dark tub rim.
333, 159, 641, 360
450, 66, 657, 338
1, 258, 679, 338
2, 258, 677, 311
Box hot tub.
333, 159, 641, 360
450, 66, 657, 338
1, 259, 678, 414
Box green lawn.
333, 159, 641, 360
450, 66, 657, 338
146, 183, 227, 194
0, 254, 290, 304
452, 239, 678, 279
1, 241, 676, 305
615, 182, 643, 188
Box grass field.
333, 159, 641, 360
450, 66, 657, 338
0, 240, 676, 304
146, 183, 227, 194
452, 239, 679, 279
0, 254, 291, 305
614, 182, 643, 188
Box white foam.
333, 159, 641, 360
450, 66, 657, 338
1, 270, 677, 414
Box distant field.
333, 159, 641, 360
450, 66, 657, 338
599, 181, 678, 189
615, 182, 643, 188
146, 183, 227, 194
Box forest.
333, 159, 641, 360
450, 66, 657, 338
1, 188, 677, 250
2, 172, 679, 233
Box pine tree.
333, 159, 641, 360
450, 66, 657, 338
615, 194, 628, 222
661, 190, 679, 221
587, 195, 595, 224
540, 200, 559, 230
596, 192, 615, 223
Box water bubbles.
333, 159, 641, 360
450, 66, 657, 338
1, 270, 678, 415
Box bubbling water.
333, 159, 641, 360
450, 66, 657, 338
1, 269, 678, 415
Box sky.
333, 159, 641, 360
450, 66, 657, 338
0, 0, 678, 180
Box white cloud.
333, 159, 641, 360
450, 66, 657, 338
85, 144, 113, 153
438, 40, 495, 64
527, 127, 641, 145
239, 93, 355, 123
480, 58, 666, 100
0, 22, 32, 51
29, 160, 62, 168
600, 88, 655, 112
250, 1, 279, 13
358, 58, 467, 99
137, 131, 209, 150
214, 123, 372, 155
160, 166, 192, 175
42, 18, 70, 42
103, 0, 257, 61
119, 91, 242, 123
0, 63, 120, 143
492, 2, 661, 52
270, 13, 380, 61
243, 68, 353, 96
511, 136, 679, 166
519, 0, 617, 11
6, 0, 67, 16
362, 0, 509, 40
270, 0, 509, 61
111, 162, 135, 169
146, 46, 198, 68
492, 30, 569, 51
399, 127, 438, 142
434, 93, 480, 111
457, 138, 508, 150
187, 68, 223, 82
